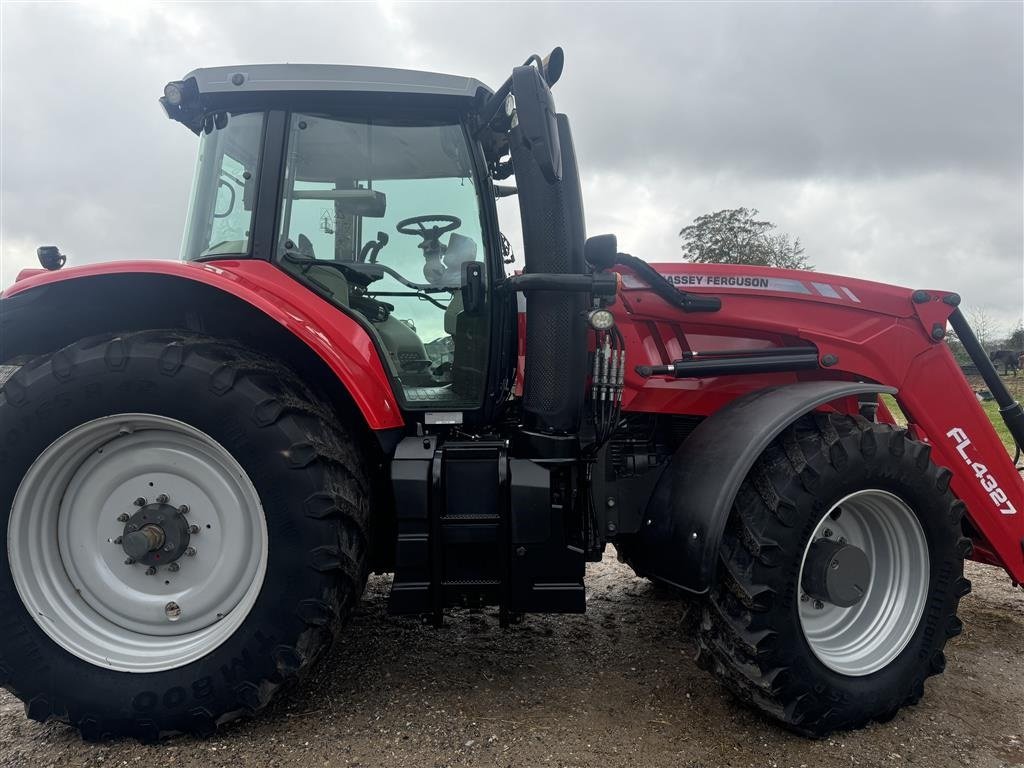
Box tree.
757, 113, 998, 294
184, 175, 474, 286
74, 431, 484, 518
1006, 319, 1024, 351
679, 207, 813, 270
968, 307, 997, 352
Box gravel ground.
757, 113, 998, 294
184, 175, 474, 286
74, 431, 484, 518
1, 554, 1022, 768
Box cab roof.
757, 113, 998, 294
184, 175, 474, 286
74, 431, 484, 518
188, 63, 490, 99
163, 63, 493, 132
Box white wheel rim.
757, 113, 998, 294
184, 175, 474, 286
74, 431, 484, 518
798, 489, 929, 676
8, 414, 268, 673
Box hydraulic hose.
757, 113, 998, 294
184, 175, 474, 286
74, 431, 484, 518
586, 250, 721, 313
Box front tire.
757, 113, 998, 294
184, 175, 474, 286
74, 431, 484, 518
697, 413, 972, 737
0, 331, 371, 740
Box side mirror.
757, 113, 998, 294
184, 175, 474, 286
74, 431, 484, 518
511, 65, 562, 184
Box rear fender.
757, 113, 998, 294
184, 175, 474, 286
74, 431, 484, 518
0, 259, 404, 433
632, 380, 895, 594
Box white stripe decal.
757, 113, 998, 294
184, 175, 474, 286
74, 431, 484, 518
812, 282, 841, 299
840, 286, 862, 303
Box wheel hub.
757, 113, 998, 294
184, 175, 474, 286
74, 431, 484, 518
121, 501, 192, 566
801, 538, 870, 608
797, 489, 930, 676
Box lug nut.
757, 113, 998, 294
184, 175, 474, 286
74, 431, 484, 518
189, 524, 200, 535
800, 593, 810, 602
114, 536, 123, 545
145, 566, 157, 576
124, 557, 135, 565
117, 513, 130, 523
813, 599, 825, 610
178, 504, 190, 515
185, 547, 196, 557
823, 528, 833, 538
168, 562, 180, 572
165, 602, 181, 621
134, 497, 147, 507
156, 494, 169, 504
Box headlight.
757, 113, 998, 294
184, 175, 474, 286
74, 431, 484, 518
587, 308, 616, 331
163, 81, 185, 106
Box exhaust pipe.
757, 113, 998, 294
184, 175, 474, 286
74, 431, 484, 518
510, 113, 588, 434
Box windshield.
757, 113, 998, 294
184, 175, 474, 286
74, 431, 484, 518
180, 112, 264, 262
277, 112, 489, 409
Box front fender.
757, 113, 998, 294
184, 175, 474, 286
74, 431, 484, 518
1, 259, 403, 431
632, 380, 895, 594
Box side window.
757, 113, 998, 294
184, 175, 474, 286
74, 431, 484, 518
206, 154, 252, 256
180, 112, 263, 261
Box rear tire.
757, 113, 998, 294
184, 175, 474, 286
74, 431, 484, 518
697, 413, 971, 737
0, 331, 371, 740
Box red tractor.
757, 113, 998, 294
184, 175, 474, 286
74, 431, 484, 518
1, 49, 1022, 742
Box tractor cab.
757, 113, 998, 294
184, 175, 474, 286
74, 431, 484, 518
166, 64, 519, 416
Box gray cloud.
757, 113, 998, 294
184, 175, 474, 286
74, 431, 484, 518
2, 1, 1021, 332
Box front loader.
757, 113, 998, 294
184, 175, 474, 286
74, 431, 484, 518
1, 48, 1022, 742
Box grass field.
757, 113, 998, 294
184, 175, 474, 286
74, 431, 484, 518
882, 373, 1022, 459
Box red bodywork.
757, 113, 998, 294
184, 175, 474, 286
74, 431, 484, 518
8, 258, 1023, 581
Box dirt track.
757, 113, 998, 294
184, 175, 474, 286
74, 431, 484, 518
1, 554, 1021, 768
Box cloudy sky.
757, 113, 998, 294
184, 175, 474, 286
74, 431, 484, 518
2, 1, 1022, 333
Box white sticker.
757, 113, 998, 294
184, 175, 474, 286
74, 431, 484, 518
425, 411, 464, 425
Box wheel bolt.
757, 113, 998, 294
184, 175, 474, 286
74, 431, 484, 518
165, 602, 181, 621
186, 547, 196, 557
823, 528, 833, 538
133, 497, 146, 507
189, 524, 200, 535
813, 599, 824, 610
156, 494, 169, 504
124, 557, 135, 565
114, 536, 123, 545
800, 593, 810, 602
117, 513, 130, 523
178, 504, 190, 515
168, 562, 180, 572
146, 566, 157, 576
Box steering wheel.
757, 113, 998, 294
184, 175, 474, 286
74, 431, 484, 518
395, 215, 462, 241
395, 215, 462, 284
